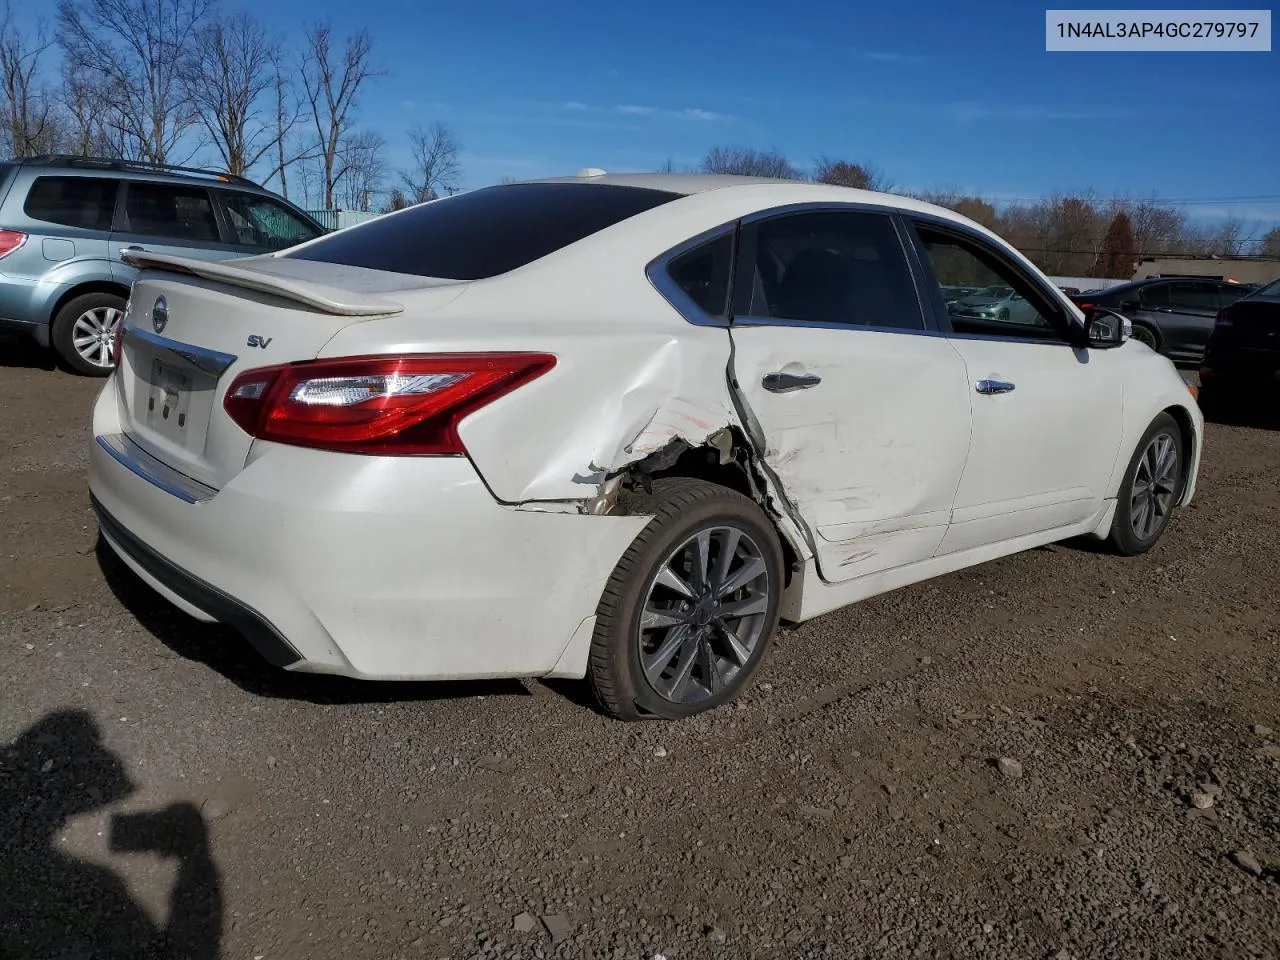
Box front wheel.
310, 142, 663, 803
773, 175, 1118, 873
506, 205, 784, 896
1129, 323, 1160, 352
1107, 413, 1185, 556
587, 478, 784, 720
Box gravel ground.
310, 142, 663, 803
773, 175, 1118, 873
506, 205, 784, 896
2, 343, 1278, 960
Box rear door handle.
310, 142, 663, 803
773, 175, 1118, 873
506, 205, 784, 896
763, 372, 821, 393
119, 245, 146, 259
975, 379, 1015, 395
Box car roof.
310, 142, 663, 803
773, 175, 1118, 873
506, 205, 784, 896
522, 171, 983, 228
6, 155, 272, 193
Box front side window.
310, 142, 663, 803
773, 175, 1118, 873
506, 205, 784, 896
223, 193, 322, 251
736, 210, 923, 329
24, 176, 118, 231
913, 225, 1067, 341
284, 183, 681, 280
122, 183, 220, 242
666, 232, 733, 317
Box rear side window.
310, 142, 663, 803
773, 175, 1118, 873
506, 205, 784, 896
122, 183, 220, 242
223, 192, 322, 251
283, 183, 681, 280
667, 233, 734, 317
23, 176, 118, 231
740, 211, 923, 329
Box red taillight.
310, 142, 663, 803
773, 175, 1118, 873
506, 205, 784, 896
0, 229, 27, 258
1076, 302, 1094, 311
111, 303, 128, 366
223, 353, 556, 455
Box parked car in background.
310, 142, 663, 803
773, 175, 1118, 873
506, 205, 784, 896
1199, 278, 1280, 413
89, 173, 1203, 720
1069, 276, 1256, 361
948, 285, 1045, 326
0, 155, 326, 375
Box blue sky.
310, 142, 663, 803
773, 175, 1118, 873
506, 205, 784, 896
21, 0, 1280, 227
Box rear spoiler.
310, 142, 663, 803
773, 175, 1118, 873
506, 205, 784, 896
121, 250, 405, 317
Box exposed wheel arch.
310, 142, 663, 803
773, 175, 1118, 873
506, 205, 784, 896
613, 428, 803, 591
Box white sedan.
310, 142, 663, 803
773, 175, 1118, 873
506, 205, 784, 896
88, 172, 1203, 720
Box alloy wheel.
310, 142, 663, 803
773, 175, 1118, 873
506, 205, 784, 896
71, 306, 122, 369
1130, 432, 1179, 540
637, 525, 771, 704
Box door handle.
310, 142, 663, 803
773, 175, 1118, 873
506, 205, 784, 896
975, 379, 1015, 395
119, 245, 146, 259
763, 372, 821, 393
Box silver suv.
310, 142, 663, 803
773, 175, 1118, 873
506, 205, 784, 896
0, 155, 326, 375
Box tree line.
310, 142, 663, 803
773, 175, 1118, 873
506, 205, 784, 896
694, 145, 1280, 278
0, 0, 460, 212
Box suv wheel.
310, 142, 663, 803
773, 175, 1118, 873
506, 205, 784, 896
52, 292, 126, 376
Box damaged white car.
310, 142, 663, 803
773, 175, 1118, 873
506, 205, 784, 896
88, 172, 1203, 719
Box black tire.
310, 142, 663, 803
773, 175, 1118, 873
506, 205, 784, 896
1130, 322, 1161, 353
1106, 413, 1185, 556
51, 292, 127, 376
587, 478, 785, 720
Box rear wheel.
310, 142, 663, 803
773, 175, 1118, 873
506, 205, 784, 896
588, 478, 784, 720
1107, 413, 1185, 556
52, 292, 126, 376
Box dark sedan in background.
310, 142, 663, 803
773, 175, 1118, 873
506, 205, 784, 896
1199, 278, 1280, 414
1070, 276, 1257, 361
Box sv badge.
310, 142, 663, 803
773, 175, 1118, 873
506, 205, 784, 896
246, 335, 273, 349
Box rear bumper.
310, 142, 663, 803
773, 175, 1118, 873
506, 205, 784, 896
88, 383, 649, 681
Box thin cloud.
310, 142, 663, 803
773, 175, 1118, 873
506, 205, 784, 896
946, 101, 1130, 123
554, 102, 733, 122
857, 50, 927, 64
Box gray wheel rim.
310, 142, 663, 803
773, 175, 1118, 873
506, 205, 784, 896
637, 525, 770, 705
1131, 433, 1178, 540
1131, 325, 1157, 349
71, 306, 122, 368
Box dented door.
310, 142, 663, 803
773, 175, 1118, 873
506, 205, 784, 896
730, 325, 971, 582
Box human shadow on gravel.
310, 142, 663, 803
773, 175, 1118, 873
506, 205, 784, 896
0, 710, 222, 960
96, 538, 535, 706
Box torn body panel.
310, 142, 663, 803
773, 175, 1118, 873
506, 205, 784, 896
726, 324, 974, 584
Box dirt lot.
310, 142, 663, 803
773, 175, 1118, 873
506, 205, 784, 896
2, 341, 1278, 960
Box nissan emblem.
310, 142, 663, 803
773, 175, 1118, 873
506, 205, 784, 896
151, 295, 168, 334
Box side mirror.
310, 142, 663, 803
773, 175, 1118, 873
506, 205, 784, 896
1084, 307, 1131, 348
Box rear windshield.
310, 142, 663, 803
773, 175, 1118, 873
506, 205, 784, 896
282, 182, 681, 280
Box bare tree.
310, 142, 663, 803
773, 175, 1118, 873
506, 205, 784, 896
299, 23, 382, 208
61, 63, 120, 156
186, 12, 282, 177
1093, 211, 1137, 278
57, 0, 212, 164
399, 122, 460, 203
335, 128, 385, 212
701, 145, 801, 179
813, 157, 892, 191
381, 187, 409, 212
0, 7, 62, 156
1263, 226, 1280, 259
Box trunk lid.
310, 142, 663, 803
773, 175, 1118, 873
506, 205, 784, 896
114, 252, 468, 490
